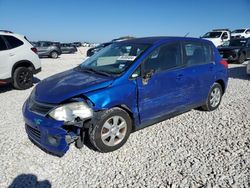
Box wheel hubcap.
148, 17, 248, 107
101, 116, 127, 147
18, 71, 32, 85
210, 87, 221, 107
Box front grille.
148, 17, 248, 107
28, 97, 56, 116
26, 124, 41, 141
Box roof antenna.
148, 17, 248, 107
184, 32, 189, 37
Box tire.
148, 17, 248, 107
238, 53, 246, 64
50, 51, 58, 59
89, 107, 132, 152
202, 83, 223, 111
13, 67, 33, 90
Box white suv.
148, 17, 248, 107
201, 29, 231, 47
0, 31, 41, 90
231, 28, 250, 39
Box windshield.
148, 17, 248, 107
231, 29, 245, 34
202, 32, 222, 38
222, 39, 247, 47
80, 43, 149, 75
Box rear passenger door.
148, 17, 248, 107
181, 41, 215, 106
0, 36, 10, 79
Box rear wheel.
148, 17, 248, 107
238, 53, 246, 64
50, 51, 58, 59
202, 83, 222, 111
89, 108, 132, 152
13, 67, 33, 90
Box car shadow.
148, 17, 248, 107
0, 77, 40, 94
228, 64, 249, 80
8, 174, 51, 188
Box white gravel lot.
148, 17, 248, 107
0, 49, 249, 188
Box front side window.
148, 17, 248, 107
202, 32, 222, 38
80, 43, 149, 75
0, 36, 7, 51
144, 42, 182, 73
183, 42, 212, 66
232, 29, 245, 34
4, 35, 23, 49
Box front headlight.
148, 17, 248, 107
49, 102, 93, 122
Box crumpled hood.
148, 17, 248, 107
34, 68, 114, 104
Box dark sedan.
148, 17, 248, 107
218, 38, 250, 64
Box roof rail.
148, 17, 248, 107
0, 30, 13, 33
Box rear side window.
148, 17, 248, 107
183, 42, 212, 66
144, 42, 182, 73
4, 35, 24, 49
0, 36, 8, 51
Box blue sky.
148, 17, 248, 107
0, 0, 249, 43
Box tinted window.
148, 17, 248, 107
183, 42, 212, 66
0, 36, 8, 51
4, 35, 23, 48
246, 29, 250, 34
144, 42, 182, 72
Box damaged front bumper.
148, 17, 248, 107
22, 100, 80, 156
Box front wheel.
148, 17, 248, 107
202, 83, 223, 111
238, 53, 246, 64
89, 108, 132, 152
13, 67, 33, 90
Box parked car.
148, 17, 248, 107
231, 28, 250, 39
201, 29, 231, 47
33, 41, 62, 58
218, 38, 250, 64
0, 31, 41, 89
23, 37, 228, 156
60, 43, 77, 54
86, 42, 112, 56
72, 42, 82, 47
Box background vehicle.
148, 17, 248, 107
0, 31, 41, 89
60, 43, 77, 54
23, 37, 228, 156
231, 28, 250, 39
86, 42, 112, 56
33, 41, 62, 58
72, 42, 82, 47
218, 38, 250, 64
201, 29, 231, 47
87, 37, 135, 57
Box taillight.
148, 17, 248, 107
31, 47, 37, 54
220, 59, 228, 68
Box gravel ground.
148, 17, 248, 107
0, 51, 249, 188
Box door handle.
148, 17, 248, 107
176, 74, 184, 80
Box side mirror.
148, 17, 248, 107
142, 69, 155, 85
143, 69, 154, 79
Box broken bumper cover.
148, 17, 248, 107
22, 101, 74, 156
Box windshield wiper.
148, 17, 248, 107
80, 67, 111, 77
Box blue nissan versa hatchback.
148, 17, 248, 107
23, 37, 228, 156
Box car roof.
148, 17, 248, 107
119, 36, 208, 45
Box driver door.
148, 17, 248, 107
137, 42, 188, 124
